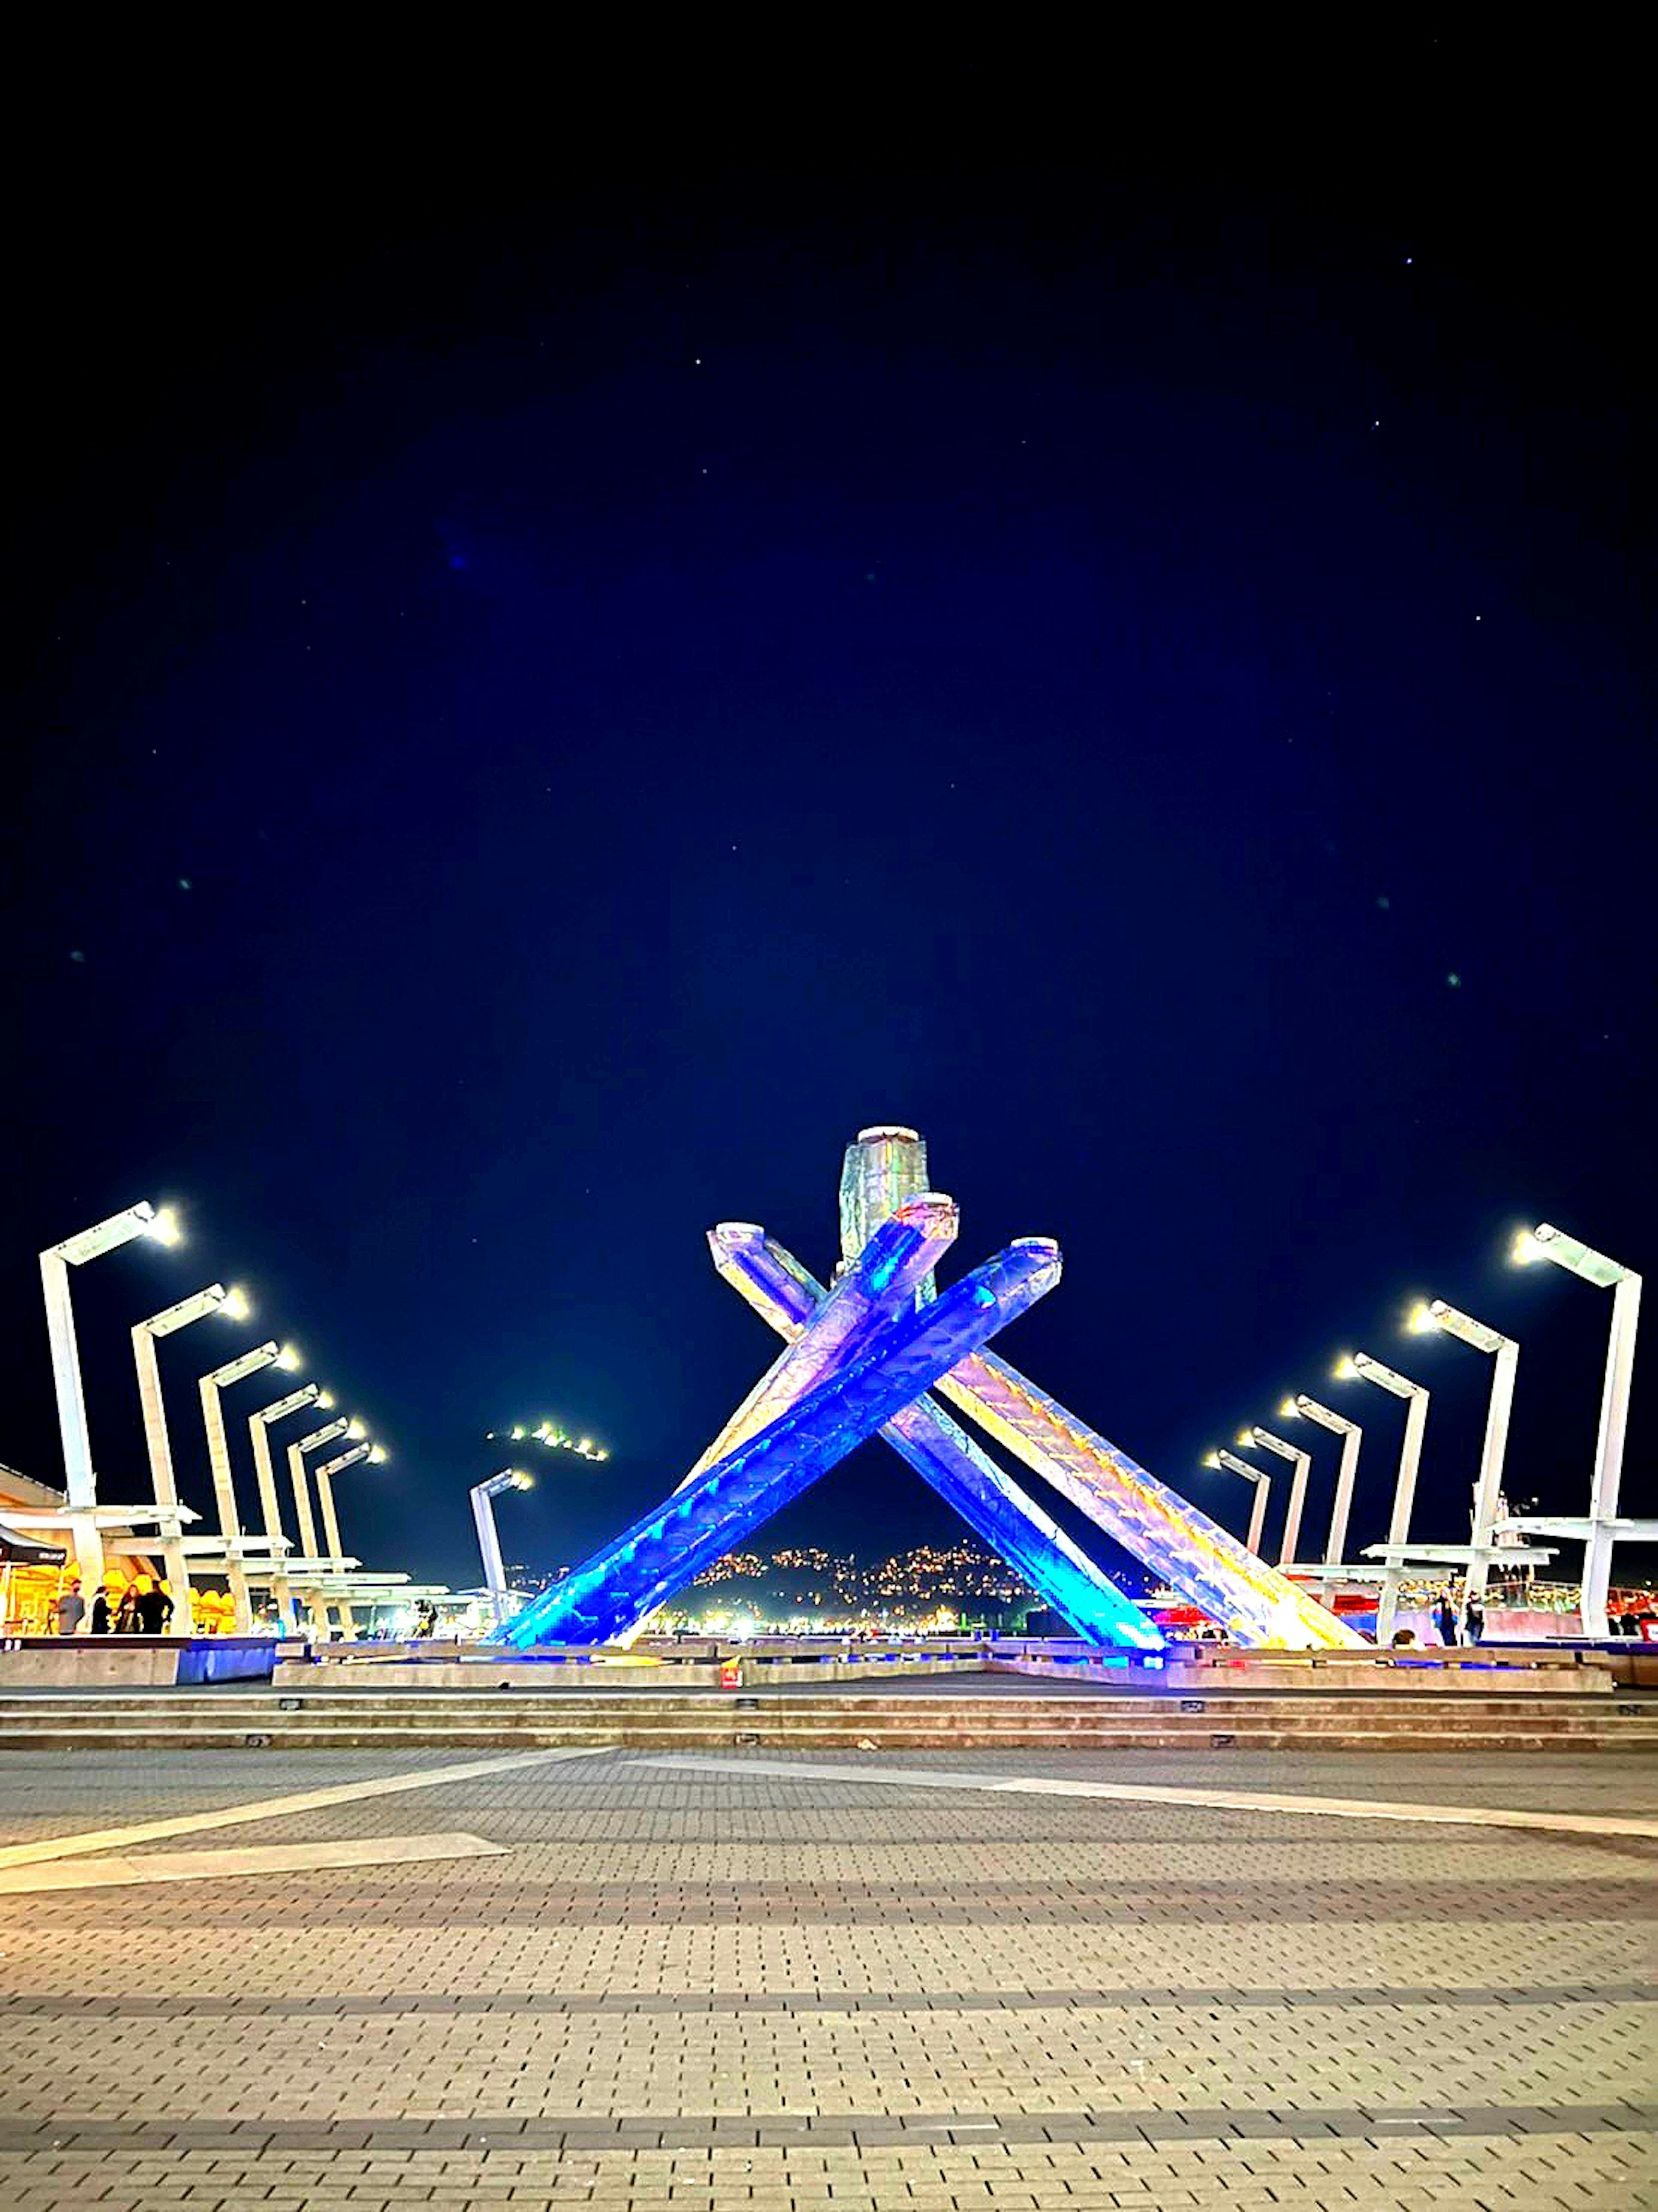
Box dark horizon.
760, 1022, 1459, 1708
6, 65, 1649, 1600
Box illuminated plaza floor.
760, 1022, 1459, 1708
0, 1745, 1653, 2209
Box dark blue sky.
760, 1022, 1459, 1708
6, 60, 1650, 1594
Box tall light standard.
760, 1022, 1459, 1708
1511, 1224, 1649, 1637
1281, 1395, 1363, 1566
40, 1201, 181, 1588
1240, 1427, 1312, 1566
1205, 1450, 1271, 1556
132, 1280, 249, 1628
248, 1382, 327, 1629
1408, 1298, 1518, 1614
471, 1467, 534, 1632
1337, 1350, 1430, 1641
199, 1341, 298, 1632
315, 1439, 380, 1637
287, 1417, 348, 1636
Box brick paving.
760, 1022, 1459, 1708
0, 1744, 1654, 2207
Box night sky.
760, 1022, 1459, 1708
6, 63, 1650, 1598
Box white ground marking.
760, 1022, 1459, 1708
0, 1745, 611, 1872
631, 1755, 1658, 1842
0, 1831, 505, 1894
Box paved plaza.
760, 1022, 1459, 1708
0, 1743, 1654, 2209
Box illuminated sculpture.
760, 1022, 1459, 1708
797, 1129, 1360, 1648
504, 1193, 1115, 1646
509, 1126, 1361, 1654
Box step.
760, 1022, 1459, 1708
5, 1723, 1655, 1754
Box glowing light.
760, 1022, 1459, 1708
146, 1206, 183, 1247
220, 1286, 251, 1321
1332, 1354, 1358, 1381
512, 1471, 534, 1490
1511, 1227, 1545, 1266
510, 1425, 525, 1441
367, 1445, 388, 1465
1278, 1397, 1299, 1420
346, 1418, 366, 1441
277, 1343, 301, 1370
1405, 1302, 1438, 1336
1202, 1452, 1221, 1470
315, 1389, 335, 1409
1235, 1429, 1255, 1448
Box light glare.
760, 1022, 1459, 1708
146, 1206, 183, 1247
1405, 1302, 1437, 1336
220, 1286, 251, 1321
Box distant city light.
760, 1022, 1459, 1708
489, 1419, 610, 1462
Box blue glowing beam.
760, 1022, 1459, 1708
709, 1225, 1164, 1651
504, 1215, 1061, 1648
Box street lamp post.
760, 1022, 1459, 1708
248, 1383, 325, 1630
1409, 1299, 1519, 1616
1241, 1428, 1312, 1566
1284, 1396, 1363, 1565
199, 1341, 296, 1632
286, 1418, 348, 1636
1338, 1350, 1430, 1642
40, 1201, 180, 1590
1512, 1224, 1647, 1637
132, 1281, 247, 1630
314, 1441, 378, 1637
471, 1467, 534, 1632
1206, 1450, 1271, 1556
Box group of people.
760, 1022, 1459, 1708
51, 1575, 174, 1636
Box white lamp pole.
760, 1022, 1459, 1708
1207, 1449, 1271, 1556
1338, 1351, 1430, 1642
132, 1281, 247, 1630
1410, 1299, 1518, 1613
314, 1439, 379, 1637
1242, 1427, 1312, 1566
40, 1201, 180, 1590
1512, 1223, 1644, 1637
248, 1383, 325, 1629
471, 1467, 534, 1632
1285, 1396, 1362, 1565
199, 1341, 295, 1632
286, 1418, 348, 1636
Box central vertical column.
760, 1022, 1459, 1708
838, 1126, 933, 1284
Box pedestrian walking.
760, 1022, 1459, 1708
53, 1578, 86, 1635
1433, 1591, 1457, 1645
1465, 1592, 1485, 1643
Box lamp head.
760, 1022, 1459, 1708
1278, 1396, 1299, 1420
315, 1390, 335, 1410
220, 1285, 251, 1322
1515, 1221, 1630, 1289
345, 1418, 367, 1442
1202, 1451, 1221, 1470
146, 1206, 184, 1248
1405, 1300, 1438, 1336
276, 1343, 301, 1372
367, 1445, 388, 1465
1332, 1353, 1358, 1382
